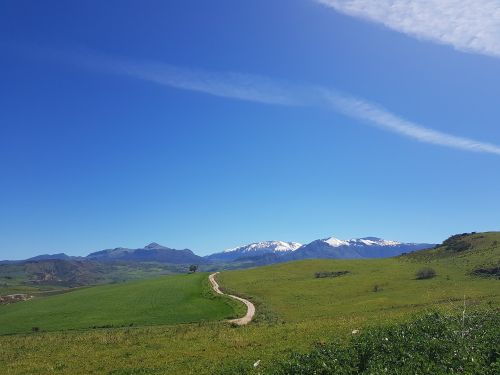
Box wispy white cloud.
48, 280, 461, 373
315, 0, 500, 59
118, 62, 303, 106
57, 50, 500, 156
68, 52, 304, 106
321, 90, 500, 155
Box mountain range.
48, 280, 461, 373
4, 236, 435, 265
86, 242, 205, 264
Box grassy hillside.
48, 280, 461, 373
0, 272, 241, 335
217, 234, 499, 324
405, 231, 500, 269
0, 232, 498, 374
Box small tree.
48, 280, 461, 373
189, 265, 198, 273
416, 267, 436, 280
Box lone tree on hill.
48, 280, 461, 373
189, 265, 198, 273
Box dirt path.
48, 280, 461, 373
208, 272, 255, 325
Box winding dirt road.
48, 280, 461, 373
208, 272, 255, 325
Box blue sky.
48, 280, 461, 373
1, 0, 499, 259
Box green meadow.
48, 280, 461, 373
218, 256, 499, 324
0, 232, 498, 374
0, 272, 241, 335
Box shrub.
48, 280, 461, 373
472, 267, 500, 279
441, 233, 472, 252
314, 271, 349, 279
415, 267, 436, 280
31, 327, 39, 332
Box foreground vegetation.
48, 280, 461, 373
263, 310, 499, 374
0, 232, 498, 374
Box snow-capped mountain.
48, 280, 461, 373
322, 236, 402, 248
289, 236, 433, 260
205, 236, 434, 264
225, 241, 302, 253
5, 235, 437, 271
205, 241, 302, 262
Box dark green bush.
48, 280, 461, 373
372, 284, 381, 292
441, 233, 472, 252
314, 271, 349, 279
415, 268, 436, 280
472, 267, 500, 279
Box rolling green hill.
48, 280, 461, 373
0, 232, 498, 374
217, 232, 500, 325
0, 272, 240, 335
405, 231, 500, 268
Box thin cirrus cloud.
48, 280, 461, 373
321, 91, 500, 155
87, 56, 500, 156
315, 0, 500, 59
122, 64, 303, 106
64, 50, 303, 106
61, 49, 500, 156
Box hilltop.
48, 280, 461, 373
404, 231, 500, 276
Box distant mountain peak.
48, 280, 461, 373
27, 253, 73, 261
86, 242, 203, 264
323, 237, 349, 247
206, 240, 302, 262
144, 242, 167, 250
224, 240, 302, 253
355, 237, 402, 246
320, 236, 402, 247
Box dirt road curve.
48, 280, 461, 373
208, 272, 255, 325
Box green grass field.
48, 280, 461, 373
220, 232, 500, 322
218, 256, 499, 324
0, 272, 241, 335
0, 232, 498, 374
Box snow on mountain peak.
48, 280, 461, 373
322, 236, 402, 247
323, 237, 349, 247
357, 237, 402, 246
224, 241, 302, 253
